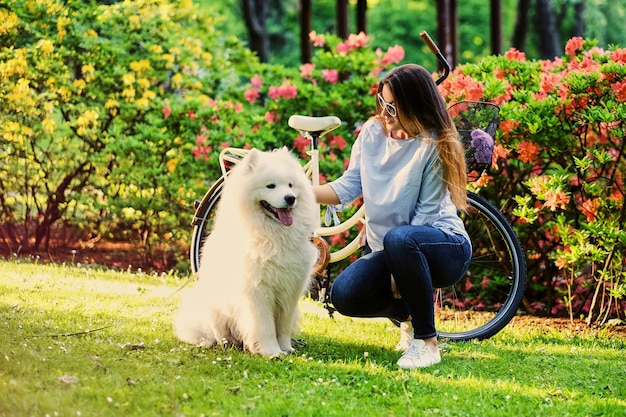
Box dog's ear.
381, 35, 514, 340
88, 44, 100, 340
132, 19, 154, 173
242, 148, 260, 172
277, 146, 296, 160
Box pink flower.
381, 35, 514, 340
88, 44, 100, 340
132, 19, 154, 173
234, 102, 243, 112
192, 134, 212, 161
337, 41, 350, 56
244, 87, 259, 103
162, 106, 171, 119
195, 134, 208, 145
611, 80, 626, 102
565, 37, 584, 58
337, 32, 370, 55
328, 135, 347, 150
269, 82, 297, 100
300, 63, 315, 79
348, 32, 369, 48
293, 134, 309, 157
192, 145, 211, 161
504, 48, 526, 62
309, 31, 325, 47
383, 45, 404, 65
250, 74, 263, 88
610, 48, 626, 64
264, 111, 279, 123
268, 86, 280, 100
279, 82, 297, 99
322, 69, 339, 84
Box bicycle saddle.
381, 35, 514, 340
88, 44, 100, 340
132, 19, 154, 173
288, 115, 341, 138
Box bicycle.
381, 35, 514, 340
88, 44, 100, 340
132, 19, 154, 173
189, 31, 526, 342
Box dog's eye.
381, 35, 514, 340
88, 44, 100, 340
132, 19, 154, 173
266, 184, 276, 189
289, 183, 293, 188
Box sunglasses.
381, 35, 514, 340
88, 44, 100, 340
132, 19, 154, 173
377, 93, 397, 117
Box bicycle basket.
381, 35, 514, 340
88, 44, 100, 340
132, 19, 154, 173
448, 101, 500, 182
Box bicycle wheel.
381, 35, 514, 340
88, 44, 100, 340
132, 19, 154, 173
189, 176, 225, 274
434, 191, 526, 341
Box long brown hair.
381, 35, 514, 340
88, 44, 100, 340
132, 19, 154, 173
377, 64, 467, 210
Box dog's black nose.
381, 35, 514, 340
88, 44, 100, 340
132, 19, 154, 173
285, 195, 296, 206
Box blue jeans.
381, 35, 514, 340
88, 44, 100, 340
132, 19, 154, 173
330, 225, 472, 339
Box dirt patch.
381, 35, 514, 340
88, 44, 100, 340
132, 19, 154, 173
506, 314, 626, 339
1, 239, 185, 274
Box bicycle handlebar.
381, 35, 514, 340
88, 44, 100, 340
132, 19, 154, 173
419, 30, 450, 86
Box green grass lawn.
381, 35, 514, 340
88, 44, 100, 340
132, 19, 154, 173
1, 260, 625, 417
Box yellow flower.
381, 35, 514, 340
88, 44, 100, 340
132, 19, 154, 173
123, 72, 135, 85
105, 99, 119, 109
37, 40, 55, 56
82, 64, 95, 82
57, 87, 72, 102
162, 54, 175, 69
142, 90, 156, 101
122, 87, 136, 100
0, 50, 27, 81
129, 15, 141, 30
73, 79, 86, 94
83, 29, 98, 39
42, 118, 56, 135
149, 44, 163, 54
171, 73, 183, 89
130, 59, 152, 74
202, 52, 213, 66
135, 97, 149, 109
137, 77, 150, 89
0, 10, 19, 36
166, 158, 178, 173
57, 16, 70, 41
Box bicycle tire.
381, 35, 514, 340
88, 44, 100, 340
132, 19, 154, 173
189, 176, 225, 274
434, 191, 526, 341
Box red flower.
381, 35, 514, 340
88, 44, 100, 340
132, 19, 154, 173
517, 140, 540, 164
504, 48, 526, 62
244, 88, 259, 104
565, 37, 584, 58
322, 69, 339, 84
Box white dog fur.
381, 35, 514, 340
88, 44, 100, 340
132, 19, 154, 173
174, 147, 319, 357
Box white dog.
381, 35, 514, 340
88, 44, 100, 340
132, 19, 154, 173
174, 147, 319, 357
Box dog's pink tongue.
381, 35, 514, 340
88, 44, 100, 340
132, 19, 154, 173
277, 208, 293, 226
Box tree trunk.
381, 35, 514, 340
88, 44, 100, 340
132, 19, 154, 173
535, 0, 562, 59
356, 0, 367, 33
572, 1, 585, 37
299, 0, 312, 63
241, 0, 270, 62
336, 0, 348, 39
511, 0, 531, 51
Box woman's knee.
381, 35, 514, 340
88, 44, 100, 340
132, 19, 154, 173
383, 226, 414, 256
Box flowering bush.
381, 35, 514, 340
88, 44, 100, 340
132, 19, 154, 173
439, 38, 626, 324
0, 0, 257, 269
0, 0, 403, 272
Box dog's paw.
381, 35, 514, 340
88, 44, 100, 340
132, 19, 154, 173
277, 335, 295, 353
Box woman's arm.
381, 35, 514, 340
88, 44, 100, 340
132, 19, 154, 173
313, 184, 341, 205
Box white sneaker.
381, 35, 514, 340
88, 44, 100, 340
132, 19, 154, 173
397, 339, 441, 369
395, 321, 414, 352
